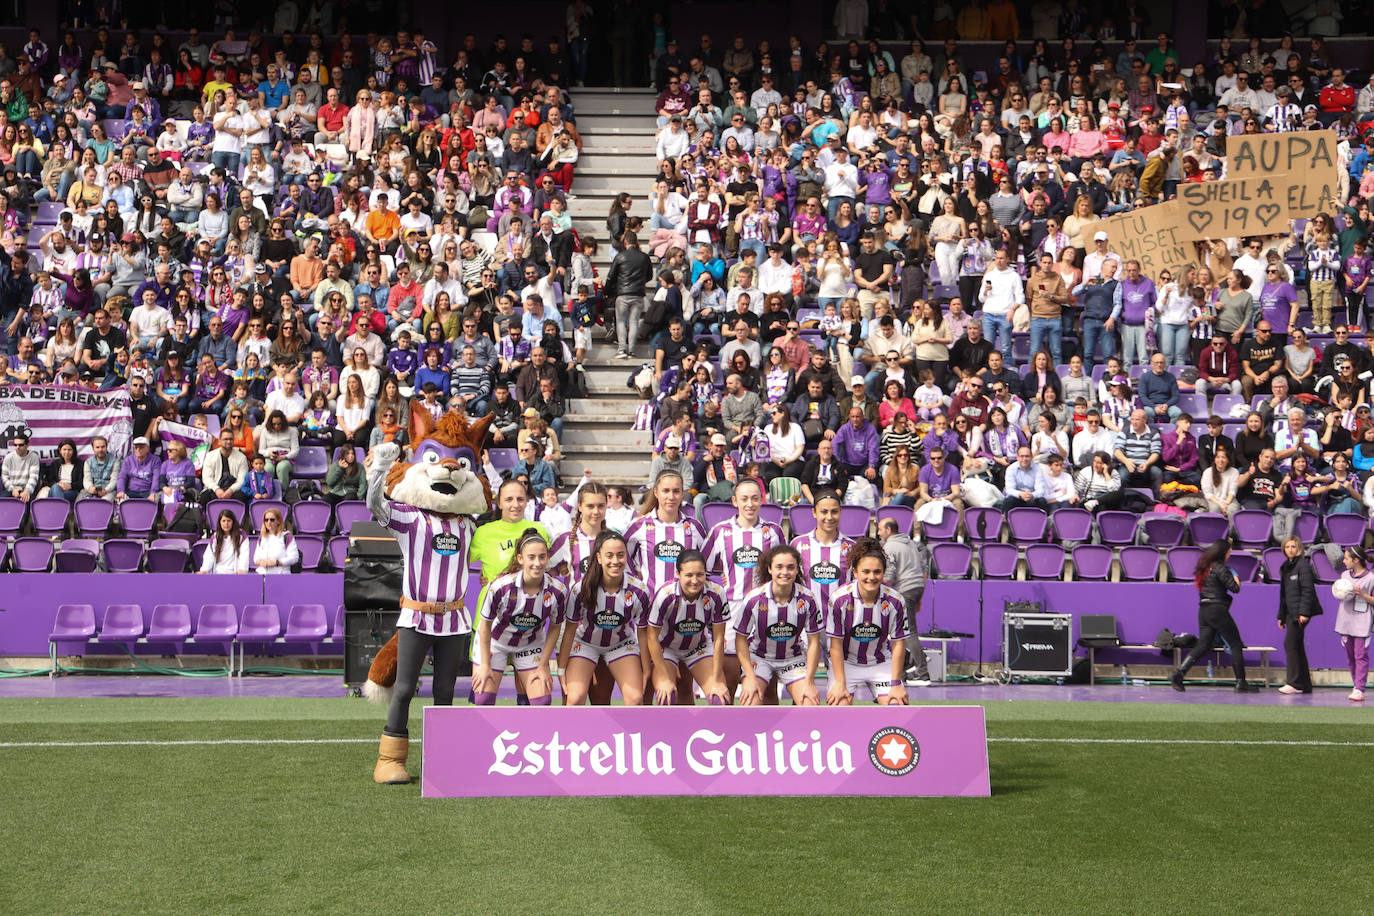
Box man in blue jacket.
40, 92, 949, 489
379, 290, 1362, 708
1138, 352, 1182, 421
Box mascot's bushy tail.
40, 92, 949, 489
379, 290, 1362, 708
362, 633, 400, 705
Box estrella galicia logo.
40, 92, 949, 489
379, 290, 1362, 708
732, 545, 760, 569
655, 540, 683, 563
849, 622, 882, 642
510, 612, 540, 631
765, 621, 797, 641
810, 561, 840, 584
869, 726, 919, 776
594, 610, 625, 630
674, 618, 705, 635
433, 532, 461, 556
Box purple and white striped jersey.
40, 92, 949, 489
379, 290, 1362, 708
565, 575, 652, 648
549, 527, 599, 581
481, 571, 569, 649
625, 513, 708, 592
734, 582, 823, 662
388, 502, 474, 636
827, 582, 910, 666
643, 579, 729, 654
703, 518, 786, 602
791, 532, 853, 615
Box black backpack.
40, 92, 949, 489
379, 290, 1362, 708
164, 504, 204, 535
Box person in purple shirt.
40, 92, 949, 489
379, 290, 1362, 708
158, 440, 198, 504
116, 437, 162, 500
858, 160, 893, 207
1161, 413, 1201, 485
1343, 238, 1371, 329
831, 406, 880, 485
386, 330, 420, 390
191, 352, 229, 415
1118, 260, 1157, 370
1259, 268, 1299, 339
922, 412, 964, 463
914, 446, 964, 533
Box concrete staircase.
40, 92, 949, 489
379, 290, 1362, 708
559, 87, 659, 489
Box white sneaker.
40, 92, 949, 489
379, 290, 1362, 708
1277, 684, 1299, 694
1350, 689, 1365, 701
905, 677, 933, 687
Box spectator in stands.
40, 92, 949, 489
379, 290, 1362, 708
1138, 352, 1182, 421
1196, 334, 1241, 397
2, 434, 39, 501
998, 446, 1047, 511
798, 437, 848, 505
80, 436, 118, 502
323, 447, 367, 505
115, 435, 161, 502
199, 509, 250, 574
200, 428, 249, 504
1239, 322, 1283, 399
1113, 408, 1163, 494
832, 405, 880, 493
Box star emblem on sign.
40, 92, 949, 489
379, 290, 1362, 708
878, 736, 912, 767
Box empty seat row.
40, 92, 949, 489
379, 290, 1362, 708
929, 542, 1336, 583
48, 603, 342, 675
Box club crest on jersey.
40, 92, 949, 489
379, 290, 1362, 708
765, 621, 798, 641
594, 610, 625, 630
433, 532, 461, 556
674, 618, 705, 635
655, 540, 683, 563
849, 622, 882, 643
511, 612, 541, 631
732, 545, 761, 568
869, 726, 920, 776
810, 561, 840, 584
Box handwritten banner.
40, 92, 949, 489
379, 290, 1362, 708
1102, 201, 1196, 279
1226, 129, 1341, 218
1176, 174, 1290, 241
422, 705, 992, 797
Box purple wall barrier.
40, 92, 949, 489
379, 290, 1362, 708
422, 706, 991, 798
925, 581, 1351, 671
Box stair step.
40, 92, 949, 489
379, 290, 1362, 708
557, 456, 652, 478
570, 175, 657, 193
573, 116, 657, 133
559, 425, 650, 444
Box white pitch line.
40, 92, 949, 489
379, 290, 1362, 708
1, 736, 1371, 749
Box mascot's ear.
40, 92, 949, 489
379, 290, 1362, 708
410, 399, 435, 443
463, 412, 496, 452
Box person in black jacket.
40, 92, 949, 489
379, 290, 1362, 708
1276, 535, 1320, 694
38, 438, 85, 502
1171, 540, 1259, 692
604, 232, 652, 360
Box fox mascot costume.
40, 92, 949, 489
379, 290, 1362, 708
362, 403, 493, 784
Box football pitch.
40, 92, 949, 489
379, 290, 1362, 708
3, 695, 1366, 914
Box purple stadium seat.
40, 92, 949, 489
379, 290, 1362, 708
1096, 511, 1138, 546
1119, 545, 1161, 581
36, 201, 64, 223
1229, 551, 1260, 582
930, 543, 973, 578
190, 539, 210, 570
118, 499, 159, 539
54, 539, 100, 573
965, 506, 1005, 543
1025, 544, 1067, 579
1324, 513, 1368, 547
49, 603, 96, 659
283, 603, 330, 653
190, 601, 239, 659
97, 604, 145, 649
1051, 507, 1093, 543
144, 604, 192, 647
759, 504, 785, 529
1210, 394, 1245, 417
295, 534, 325, 571
102, 538, 145, 572
74, 498, 115, 538
1166, 546, 1204, 581
1176, 393, 1207, 417
205, 499, 246, 529
238, 604, 282, 644
291, 501, 334, 536
291, 445, 330, 480
979, 543, 1019, 579
1186, 512, 1231, 547
488, 448, 519, 474
1005, 507, 1048, 542
247, 499, 288, 533
1232, 510, 1274, 550
788, 505, 817, 537
1261, 546, 1287, 582
921, 508, 960, 541
29, 497, 72, 539
875, 505, 914, 536
1140, 514, 1186, 548
0, 497, 27, 539
1294, 512, 1320, 544
145, 541, 190, 573
328, 535, 349, 572
1312, 550, 1341, 583
1071, 544, 1113, 580
838, 505, 872, 538
13, 537, 54, 572
325, 604, 346, 643
701, 502, 734, 531
333, 500, 371, 533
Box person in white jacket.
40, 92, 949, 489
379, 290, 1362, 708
199, 510, 251, 573
253, 509, 300, 574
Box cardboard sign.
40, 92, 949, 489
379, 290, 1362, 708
1102, 201, 1196, 279
1226, 130, 1342, 218
422, 705, 992, 798
1176, 175, 1291, 241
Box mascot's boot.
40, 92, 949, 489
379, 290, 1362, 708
374, 734, 412, 784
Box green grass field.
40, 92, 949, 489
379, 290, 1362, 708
3, 696, 1367, 914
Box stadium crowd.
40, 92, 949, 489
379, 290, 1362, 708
0, 16, 1373, 576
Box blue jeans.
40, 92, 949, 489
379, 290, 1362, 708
982, 313, 1013, 362
1080, 318, 1117, 370
1028, 316, 1062, 365
210, 150, 241, 175
738, 238, 766, 262
1121, 324, 1147, 369
1158, 322, 1189, 367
